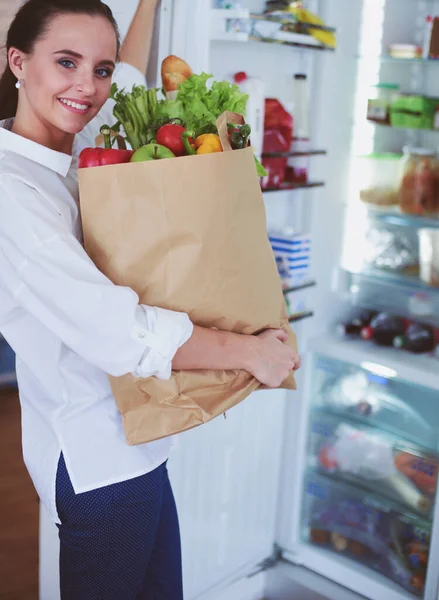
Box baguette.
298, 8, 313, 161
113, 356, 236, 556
161, 55, 192, 93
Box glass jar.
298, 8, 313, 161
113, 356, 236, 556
357, 153, 401, 207
367, 83, 400, 125
398, 147, 439, 217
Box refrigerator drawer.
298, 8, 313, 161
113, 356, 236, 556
302, 471, 431, 597
308, 410, 438, 517
312, 353, 439, 452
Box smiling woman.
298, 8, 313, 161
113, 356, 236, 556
0, 1, 298, 598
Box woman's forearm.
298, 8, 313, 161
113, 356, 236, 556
172, 325, 255, 372
119, 0, 159, 74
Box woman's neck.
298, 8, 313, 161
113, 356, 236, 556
12, 105, 75, 155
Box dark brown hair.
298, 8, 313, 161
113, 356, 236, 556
0, 0, 120, 120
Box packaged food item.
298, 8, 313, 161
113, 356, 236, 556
268, 229, 311, 287
364, 226, 419, 274
261, 99, 294, 189
398, 147, 439, 217
418, 228, 439, 287
423, 15, 439, 59
390, 96, 439, 130
357, 153, 401, 207
367, 84, 400, 125
310, 413, 437, 515
388, 44, 422, 59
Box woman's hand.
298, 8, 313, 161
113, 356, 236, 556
247, 329, 300, 388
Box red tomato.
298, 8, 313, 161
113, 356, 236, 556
156, 124, 189, 157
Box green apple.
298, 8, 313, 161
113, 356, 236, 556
130, 143, 175, 162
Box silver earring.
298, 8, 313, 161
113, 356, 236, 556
15, 80, 21, 89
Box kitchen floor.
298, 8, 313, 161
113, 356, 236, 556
264, 563, 367, 600
0, 388, 39, 600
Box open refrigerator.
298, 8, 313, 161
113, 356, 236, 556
34, 1, 439, 599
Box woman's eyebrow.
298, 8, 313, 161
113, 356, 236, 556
53, 49, 115, 68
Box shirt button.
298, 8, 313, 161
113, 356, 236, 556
139, 333, 145, 340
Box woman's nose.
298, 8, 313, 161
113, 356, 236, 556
76, 72, 96, 97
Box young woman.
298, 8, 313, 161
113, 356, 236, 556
0, 1, 300, 598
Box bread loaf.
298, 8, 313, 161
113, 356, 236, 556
161, 55, 192, 93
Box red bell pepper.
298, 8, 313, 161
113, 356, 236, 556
78, 125, 133, 168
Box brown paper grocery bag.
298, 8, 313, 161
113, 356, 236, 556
79, 111, 297, 446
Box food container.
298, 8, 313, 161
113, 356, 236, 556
308, 410, 437, 516
390, 95, 439, 130
418, 228, 439, 287
357, 153, 401, 207
397, 147, 439, 217
388, 44, 422, 59
303, 472, 431, 596
367, 84, 400, 125
269, 230, 311, 287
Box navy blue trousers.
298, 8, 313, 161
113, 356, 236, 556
56, 455, 183, 600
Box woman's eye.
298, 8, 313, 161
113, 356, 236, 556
58, 59, 75, 69
96, 68, 112, 79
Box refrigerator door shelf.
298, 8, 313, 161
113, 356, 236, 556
308, 409, 438, 518
302, 470, 431, 598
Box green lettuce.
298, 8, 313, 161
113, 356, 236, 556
177, 73, 249, 136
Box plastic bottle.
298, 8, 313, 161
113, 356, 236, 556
393, 323, 436, 353
233, 72, 265, 158
361, 312, 406, 346
288, 74, 311, 183
337, 310, 377, 337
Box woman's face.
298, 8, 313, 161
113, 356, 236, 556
10, 13, 117, 137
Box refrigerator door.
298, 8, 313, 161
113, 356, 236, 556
168, 389, 286, 600
280, 334, 439, 600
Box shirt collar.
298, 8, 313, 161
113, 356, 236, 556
0, 118, 73, 177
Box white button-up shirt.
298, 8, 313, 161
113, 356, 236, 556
0, 63, 193, 523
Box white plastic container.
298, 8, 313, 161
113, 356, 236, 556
233, 72, 265, 158
419, 228, 439, 287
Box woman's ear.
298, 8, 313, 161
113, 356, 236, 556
8, 47, 27, 81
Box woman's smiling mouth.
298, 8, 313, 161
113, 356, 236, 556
58, 98, 92, 114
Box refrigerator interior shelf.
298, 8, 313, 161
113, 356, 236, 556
262, 150, 327, 158
370, 120, 439, 134
263, 181, 325, 193
344, 266, 435, 294
283, 280, 316, 294
369, 209, 439, 230
248, 35, 334, 51
313, 405, 439, 461
359, 55, 439, 65
250, 13, 336, 34
288, 310, 314, 323
210, 10, 335, 48
308, 334, 439, 392
341, 269, 439, 328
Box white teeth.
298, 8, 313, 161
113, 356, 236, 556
59, 99, 88, 110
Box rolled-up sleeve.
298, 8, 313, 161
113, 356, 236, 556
0, 178, 193, 379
